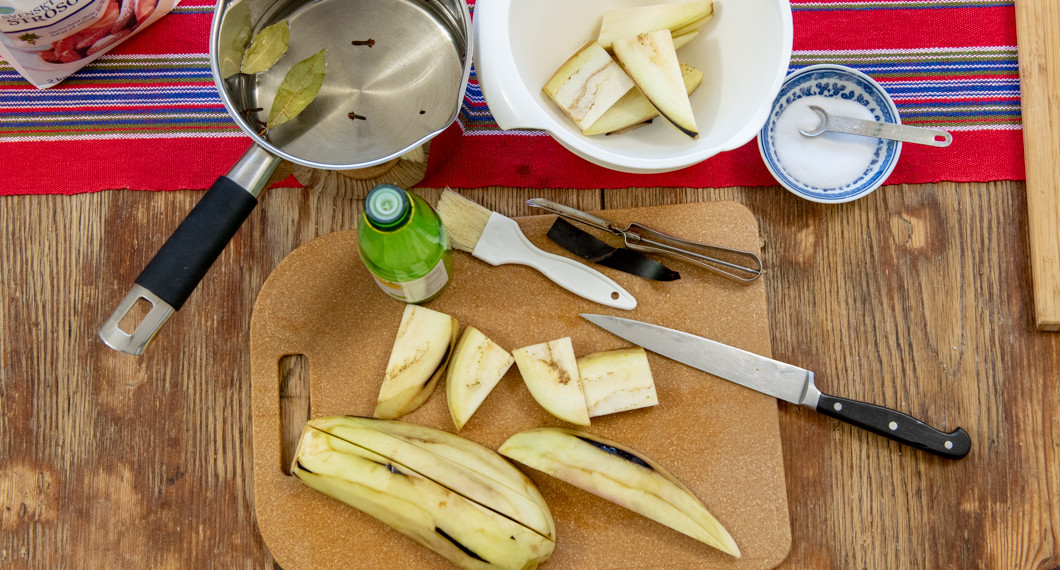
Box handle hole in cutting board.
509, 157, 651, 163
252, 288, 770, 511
278, 354, 311, 475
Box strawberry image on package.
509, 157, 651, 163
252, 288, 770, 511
0, 0, 179, 87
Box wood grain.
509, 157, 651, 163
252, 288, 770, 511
1, 181, 1058, 569
1015, 0, 1060, 331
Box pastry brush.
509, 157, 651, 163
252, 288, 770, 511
436, 190, 636, 310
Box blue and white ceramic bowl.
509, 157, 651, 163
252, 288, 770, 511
758, 64, 902, 203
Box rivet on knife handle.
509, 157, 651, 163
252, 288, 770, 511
816, 393, 971, 459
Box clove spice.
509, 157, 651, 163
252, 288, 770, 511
351, 38, 375, 47
241, 107, 266, 129
348, 111, 367, 121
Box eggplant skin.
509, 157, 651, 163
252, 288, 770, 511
436, 527, 488, 563
575, 436, 653, 470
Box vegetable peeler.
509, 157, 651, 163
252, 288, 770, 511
526, 198, 764, 283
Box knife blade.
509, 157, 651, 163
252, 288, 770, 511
581, 313, 971, 459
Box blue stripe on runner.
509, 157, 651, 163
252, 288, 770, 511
780, 45, 1021, 128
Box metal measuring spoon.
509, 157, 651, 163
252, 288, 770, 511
800, 105, 953, 147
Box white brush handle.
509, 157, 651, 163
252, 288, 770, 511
472, 214, 637, 310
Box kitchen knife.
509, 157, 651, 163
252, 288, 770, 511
581, 314, 971, 459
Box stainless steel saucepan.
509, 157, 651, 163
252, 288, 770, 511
100, 0, 472, 355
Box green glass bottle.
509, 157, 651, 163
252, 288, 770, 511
358, 184, 453, 303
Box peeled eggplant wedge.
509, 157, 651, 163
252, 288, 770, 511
292, 416, 556, 569
498, 427, 740, 558
584, 62, 704, 136
613, 29, 699, 139
577, 347, 659, 416
374, 304, 459, 420
597, 0, 713, 50
671, 29, 701, 50
543, 41, 635, 131
447, 326, 515, 430
513, 338, 591, 426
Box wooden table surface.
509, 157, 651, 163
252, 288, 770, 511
1, 176, 1058, 568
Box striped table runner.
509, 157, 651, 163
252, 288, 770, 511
0, 0, 1022, 194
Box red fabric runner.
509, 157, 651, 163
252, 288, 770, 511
0, 0, 1023, 195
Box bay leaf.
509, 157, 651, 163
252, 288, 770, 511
241, 20, 290, 75
265, 48, 327, 131
218, 0, 253, 78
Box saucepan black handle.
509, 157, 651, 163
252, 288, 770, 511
135, 176, 258, 310
817, 393, 971, 459
99, 144, 280, 355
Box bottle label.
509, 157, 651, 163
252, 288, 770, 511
371, 258, 450, 303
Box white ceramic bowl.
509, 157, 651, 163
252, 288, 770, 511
473, 0, 793, 174
757, 64, 903, 203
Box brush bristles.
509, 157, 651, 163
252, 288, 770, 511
437, 190, 491, 252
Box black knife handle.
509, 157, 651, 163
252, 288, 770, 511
817, 394, 971, 459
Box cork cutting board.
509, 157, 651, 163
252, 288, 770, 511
249, 200, 791, 569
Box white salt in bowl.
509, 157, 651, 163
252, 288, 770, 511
474, 0, 793, 174
758, 64, 902, 203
